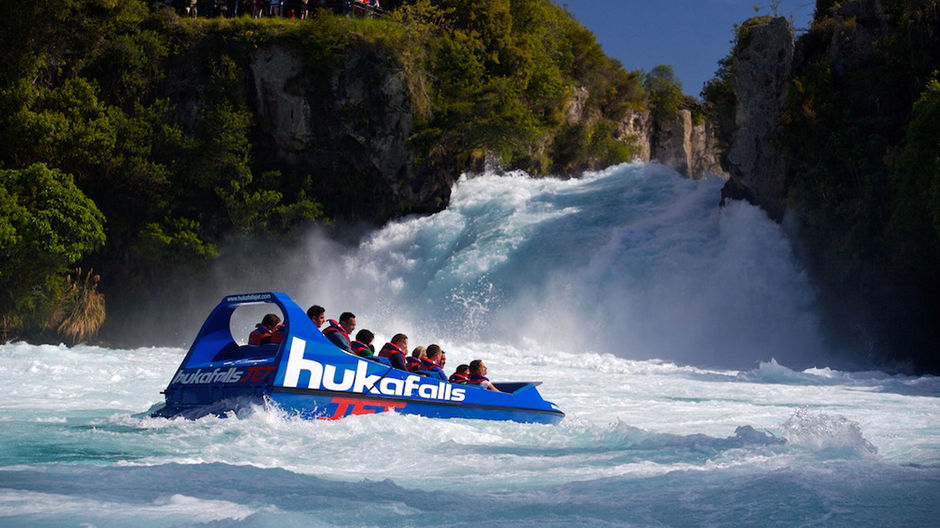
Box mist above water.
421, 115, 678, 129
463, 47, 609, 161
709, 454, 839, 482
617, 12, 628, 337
112, 163, 826, 369
282, 163, 826, 369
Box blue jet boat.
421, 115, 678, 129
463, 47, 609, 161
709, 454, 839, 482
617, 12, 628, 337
151, 292, 564, 424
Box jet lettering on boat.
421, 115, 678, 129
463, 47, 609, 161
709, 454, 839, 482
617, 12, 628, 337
281, 337, 467, 402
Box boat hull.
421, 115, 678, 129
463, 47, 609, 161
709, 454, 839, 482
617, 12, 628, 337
153, 292, 564, 424
269, 388, 565, 424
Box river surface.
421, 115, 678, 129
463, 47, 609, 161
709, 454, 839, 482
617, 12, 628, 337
1, 164, 938, 526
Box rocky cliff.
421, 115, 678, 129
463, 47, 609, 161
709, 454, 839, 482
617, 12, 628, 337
649, 109, 724, 180
709, 1, 940, 372
248, 42, 449, 219
246, 45, 723, 209
721, 16, 793, 219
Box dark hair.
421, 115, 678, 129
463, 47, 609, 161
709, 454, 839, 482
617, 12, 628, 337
261, 313, 281, 328
456, 364, 470, 374
306, 305, 325, 319
339, 312, 356, 323
391, 333, 408, 345
426, 344, 442, 359
469, 359, 484, 374
355, 329, 374, 344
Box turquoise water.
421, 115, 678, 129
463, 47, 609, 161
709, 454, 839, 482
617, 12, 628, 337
1, 164, 938, 526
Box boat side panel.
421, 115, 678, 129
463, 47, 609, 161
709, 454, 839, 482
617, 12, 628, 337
269, 391, 564, 424
272, 335, 561, 414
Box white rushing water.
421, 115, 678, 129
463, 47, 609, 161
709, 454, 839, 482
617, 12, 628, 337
1, 163, 938, 526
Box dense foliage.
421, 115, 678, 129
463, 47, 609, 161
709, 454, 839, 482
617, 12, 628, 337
0, 164, 105, 339
704, 1, 940, 370
0, 0, 658, 343
397, 0, 646, 174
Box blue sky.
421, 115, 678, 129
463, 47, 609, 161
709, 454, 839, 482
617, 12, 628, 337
559, 0, 816, 97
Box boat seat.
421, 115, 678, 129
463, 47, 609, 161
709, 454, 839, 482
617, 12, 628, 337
211, 343, 279, 363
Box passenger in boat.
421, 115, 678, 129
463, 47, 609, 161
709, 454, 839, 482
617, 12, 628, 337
269, 323, 286, 344
306, 305, 326, 328
378, 333, 408, 370
468, 359, 501, 392
322, 312, 356, 353
449, 364, 470, 384
405, 346, 426, 372
248, 314, 281, 345
417, 344, 447, 381
351, 329, 375, 357
439, 349, 447, 368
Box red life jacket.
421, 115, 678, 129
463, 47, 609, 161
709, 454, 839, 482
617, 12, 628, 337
448, 372, 469, 384
351, 340, 372, 357
248, 324, 273, 345
418, 358, 443, 374
405, 356, 421, 372
378, 342, 406, 362
269, 324, 286, 345
322, 319, 349, 340
468, 374, 489, 385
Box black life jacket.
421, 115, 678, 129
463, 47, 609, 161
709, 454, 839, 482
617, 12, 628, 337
378, 342, 406, 362
321, 319, 349, 340
405, 356, 421, 372
351, 340, 372, 356
448, 372, 469, 384
418, 358, 444, 376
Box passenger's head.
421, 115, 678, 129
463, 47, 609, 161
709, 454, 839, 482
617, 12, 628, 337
261, 313, 281, 330
469, 359, 487, 375
440, 349, 447, 367
456, 364, 470, 375
426, 344, 442, 362
391, 333, 408, 348
411, 346, 426, 359
307, 305, 325, 328
339, 312, 356, 333
355, 329, 374, 345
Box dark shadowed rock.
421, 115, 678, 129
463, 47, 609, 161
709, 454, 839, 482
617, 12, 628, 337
724, 17, 793, 220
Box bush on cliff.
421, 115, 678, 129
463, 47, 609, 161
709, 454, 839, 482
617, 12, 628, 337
0, 164, 105, 341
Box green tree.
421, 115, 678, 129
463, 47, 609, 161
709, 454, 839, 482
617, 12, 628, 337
644, 64, 685, 125
0, 164, 105, 336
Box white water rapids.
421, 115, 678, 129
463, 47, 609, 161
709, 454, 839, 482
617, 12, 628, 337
1, 163, 937, 526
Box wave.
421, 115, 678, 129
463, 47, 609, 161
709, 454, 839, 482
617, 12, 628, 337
287, 163, 828, 370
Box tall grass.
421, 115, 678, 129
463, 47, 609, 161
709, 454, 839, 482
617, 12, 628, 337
54, 268, 106, 345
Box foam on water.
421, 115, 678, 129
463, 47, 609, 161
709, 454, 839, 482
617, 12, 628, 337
1, 165, 938, 526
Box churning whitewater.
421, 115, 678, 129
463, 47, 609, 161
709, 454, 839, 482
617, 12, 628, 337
1, 163, 938, 527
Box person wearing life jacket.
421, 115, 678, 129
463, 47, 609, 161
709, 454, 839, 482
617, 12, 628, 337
322, 312, 356, 353
306, 305, 326, 329
248, 313, 281, 345
448, 364, 470, 384
405, 346, 426, 372
378, 333, 408, 370
350, 329, 375, 357
468, 359, 501, 392
269, 323, 286, 344
416, 344, 447, 381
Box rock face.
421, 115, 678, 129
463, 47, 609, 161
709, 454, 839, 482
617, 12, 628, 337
651, 109, 724, 180
724, 16, 794, 220
825, 0, 887, 75
247, 43, 726, 218
618, 109, 652, 163
248, 42, 450, 219
617, 108, 724, 180
250, 46, 313, 158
